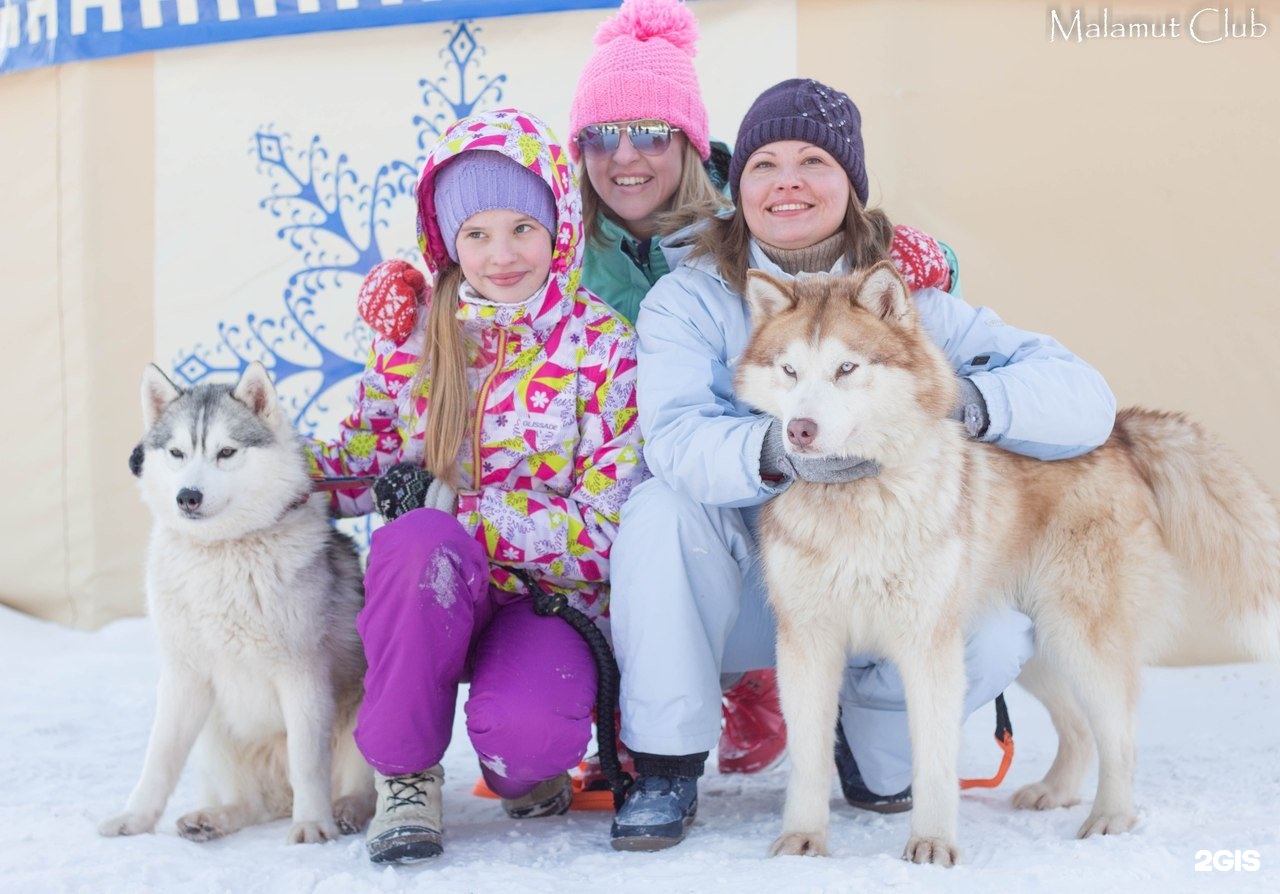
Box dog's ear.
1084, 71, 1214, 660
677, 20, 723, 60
141, 364, 182, 429
232, 361, 279, 420
853, 262, 911, 323
743, 270, 797, 321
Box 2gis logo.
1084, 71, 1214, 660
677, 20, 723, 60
1194, 849, 1261, 872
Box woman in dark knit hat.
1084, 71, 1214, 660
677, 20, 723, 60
606, 77, 1117, 851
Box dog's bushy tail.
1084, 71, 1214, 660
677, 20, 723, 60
1118, 408, 1280, 661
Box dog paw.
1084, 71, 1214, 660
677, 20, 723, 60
287, 819, 340, 844
1012, 782, 1080, 811
1076, 810, 1136, 838
769, 832, 828, 857
903, 836, 960, 867
98, 812, 158, 837
176, 810, 229, 842
332, 795, 374, 835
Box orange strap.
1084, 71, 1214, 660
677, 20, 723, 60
960, 729, 1015, 790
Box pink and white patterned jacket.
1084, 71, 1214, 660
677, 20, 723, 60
309, 110, 646, 621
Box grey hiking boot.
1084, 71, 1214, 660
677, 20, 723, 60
500, 772, 573, 819
366, 766, 444, 864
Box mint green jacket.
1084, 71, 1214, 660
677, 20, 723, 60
581, 214, 672, 326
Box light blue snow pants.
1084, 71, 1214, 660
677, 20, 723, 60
610, 477, 1035, 794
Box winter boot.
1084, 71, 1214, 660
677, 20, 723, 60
500, 772, 573, 819
718, 669, 787, 773
833, 716, 912, 813
609, 774, 699, 851
366, 766, 445, 864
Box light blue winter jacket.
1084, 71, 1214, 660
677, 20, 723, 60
635, 237, 1117, 510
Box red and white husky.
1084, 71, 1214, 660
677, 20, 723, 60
735, 264, 1280, 865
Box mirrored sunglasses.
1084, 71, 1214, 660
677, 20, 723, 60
575, 120, 682, 158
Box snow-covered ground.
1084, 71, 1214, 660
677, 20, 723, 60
2, 603, 1276, 894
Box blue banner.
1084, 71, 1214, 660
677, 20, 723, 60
0, 0, 618, 75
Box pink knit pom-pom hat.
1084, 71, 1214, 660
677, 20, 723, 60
568, 0, 710, 161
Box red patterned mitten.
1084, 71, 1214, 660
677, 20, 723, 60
889, 224, 952, 293
357, 260, 429, 343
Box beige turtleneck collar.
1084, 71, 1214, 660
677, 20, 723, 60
754, 231, 846, 275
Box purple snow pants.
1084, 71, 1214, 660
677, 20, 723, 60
354, 507, 597, 800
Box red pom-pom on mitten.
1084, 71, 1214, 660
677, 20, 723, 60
889, 224, 952, 293
357, 260, 429, 343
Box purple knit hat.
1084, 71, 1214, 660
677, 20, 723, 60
568, 0, 710, 161
728, 78, 868, 206
433, 150, 558, 263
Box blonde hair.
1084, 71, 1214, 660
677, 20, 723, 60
689, 196, 895, 297
581, 140, 728, 245
412, 264, 469, 488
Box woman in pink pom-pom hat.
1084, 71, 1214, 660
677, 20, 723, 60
567, 0, 792, 795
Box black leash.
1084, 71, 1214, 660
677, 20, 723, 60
994, 692, 1012, 741
508, 566, 633, 810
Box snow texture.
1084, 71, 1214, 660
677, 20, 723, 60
2, 603, 1277, 893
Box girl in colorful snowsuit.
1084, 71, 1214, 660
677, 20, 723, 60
309, 109, 645, 864
568, 0, 961, 778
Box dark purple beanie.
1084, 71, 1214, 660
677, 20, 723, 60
728, 78, 868, 207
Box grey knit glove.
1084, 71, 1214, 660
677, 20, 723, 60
950, 378, 990, 438
760, 418, 881, 485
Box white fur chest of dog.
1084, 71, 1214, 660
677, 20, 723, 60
762, 432, 973, 646
145, 503, 341, 740
100, 363, 373, 846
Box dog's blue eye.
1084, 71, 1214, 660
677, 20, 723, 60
169, 448, 184, 460
837, 361, 858, 377
781, 364, 796, 378
218, 448, 237, 460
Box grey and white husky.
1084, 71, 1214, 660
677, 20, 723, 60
99, 362, 373, 844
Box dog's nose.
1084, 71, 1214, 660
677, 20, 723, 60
176, 488, 203, 512
787, 418, 818, 447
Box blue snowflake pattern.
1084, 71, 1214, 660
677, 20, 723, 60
171, 20, 505, 437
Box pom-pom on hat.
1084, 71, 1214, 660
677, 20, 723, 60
728, 78, 869, 207
569, 0, 710, 161
433, 151, 558, 263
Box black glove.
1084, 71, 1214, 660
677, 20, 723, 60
372, 462, 435, 522
129, 442, 145, 478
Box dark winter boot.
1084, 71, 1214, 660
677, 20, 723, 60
610, 768, 700, 851
833, 716, 912, 813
